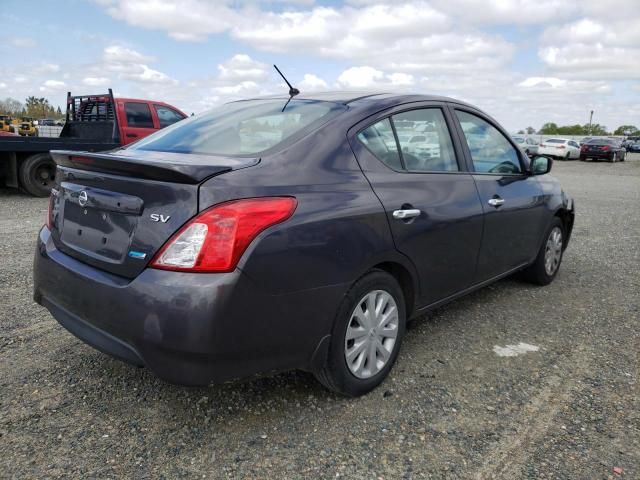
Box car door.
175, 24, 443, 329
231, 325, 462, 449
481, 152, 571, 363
349, 104, 484, 306
568, 140, 580, 158
120, 101, 157, 145
451, 107, 547, 282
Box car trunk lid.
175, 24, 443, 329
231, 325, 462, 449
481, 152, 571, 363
48, 149, 259, 278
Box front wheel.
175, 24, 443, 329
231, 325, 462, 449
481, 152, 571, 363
315, 270, 406, 396
522, 218, 564, 285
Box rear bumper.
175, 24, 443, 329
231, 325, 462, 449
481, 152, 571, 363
580, 151, 613, 159
34, 227, 345, 385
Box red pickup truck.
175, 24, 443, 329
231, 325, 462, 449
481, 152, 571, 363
0, 89, 186, 196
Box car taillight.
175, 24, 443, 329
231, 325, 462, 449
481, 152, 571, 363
601, 145, 610, 151
558, 145, 566, 149
150, 197, 297, 273
581, 145, 587, 151
539, 144, 545, 147
46, 189, 57, 229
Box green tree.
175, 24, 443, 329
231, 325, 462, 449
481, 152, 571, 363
526, 126, 536, 134
539, 122, 559, 134
517, 129, 525, 134
557, 124, 587, 135
586, 124, 608, 136
24, 96, 54, 118
613, 125, 638, 136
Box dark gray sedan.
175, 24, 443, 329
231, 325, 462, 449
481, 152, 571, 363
34, 92, 575, 396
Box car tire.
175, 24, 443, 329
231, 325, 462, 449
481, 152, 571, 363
19, 153, 56, 197
609, 152, 616, 163
315, 270, 406, 397
522, 217, 564, 286
580, 155, 587, 161
565, 152, 570, 161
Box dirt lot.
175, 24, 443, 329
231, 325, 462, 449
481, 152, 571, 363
1, 155, 639, 479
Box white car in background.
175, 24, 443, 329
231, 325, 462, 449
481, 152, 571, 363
538, 138, 581, 160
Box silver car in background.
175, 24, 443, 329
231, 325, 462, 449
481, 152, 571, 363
511, 136, 539, 157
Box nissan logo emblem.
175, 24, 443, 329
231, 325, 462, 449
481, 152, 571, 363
78, 191, 88, 207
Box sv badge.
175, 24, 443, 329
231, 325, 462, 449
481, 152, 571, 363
150, 214, 171, 223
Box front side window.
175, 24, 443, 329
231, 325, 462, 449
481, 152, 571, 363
131, 99, 342, 156
455, 110, 522, 174
393, 109, 458, 172
357, 119, 402, 170
125, 102, 154, 128
155, 105, 185, 128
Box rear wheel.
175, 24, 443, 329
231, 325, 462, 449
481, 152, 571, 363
580, 155, 587, 161
609, 152, 617, 163
315, 270, 406, 396
19, 153, 56, 197
565, 152, 570, 160
522, 217, 564, 286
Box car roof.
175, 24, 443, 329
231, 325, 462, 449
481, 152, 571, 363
236, 91, 472, 106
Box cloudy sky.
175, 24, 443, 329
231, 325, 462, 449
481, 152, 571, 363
1, 0, 639, 132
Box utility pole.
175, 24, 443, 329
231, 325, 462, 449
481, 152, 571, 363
589, 110, 594, 136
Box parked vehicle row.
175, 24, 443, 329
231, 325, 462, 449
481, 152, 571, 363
34, 92, 575, 396
0, 89, 187, 196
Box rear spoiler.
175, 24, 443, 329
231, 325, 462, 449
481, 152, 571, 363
51, 150, 259, 184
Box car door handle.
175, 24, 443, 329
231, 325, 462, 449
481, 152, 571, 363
487, 197, 505, 207
392, 209, 421, 220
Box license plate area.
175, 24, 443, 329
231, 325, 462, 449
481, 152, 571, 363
59, 183, 143, 264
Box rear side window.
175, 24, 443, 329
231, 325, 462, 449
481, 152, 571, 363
155, 105, 185, 128
393, 109, 458, 172
456, 110, 522, 174
125, 102, 154, 128
130, 99, 342, 156
357, 108, 458, 173
547, 139, 566, 144
357, 119, 402, 170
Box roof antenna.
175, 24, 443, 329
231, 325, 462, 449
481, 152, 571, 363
274, 64, 299, 112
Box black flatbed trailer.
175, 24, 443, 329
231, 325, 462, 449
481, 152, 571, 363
0, 89, 121, 197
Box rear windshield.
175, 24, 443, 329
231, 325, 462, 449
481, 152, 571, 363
512, 137, 524, 143
546, 139, 566, 143
129, 99, 344, 156
587, 138, 613, 144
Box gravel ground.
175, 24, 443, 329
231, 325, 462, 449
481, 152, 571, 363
1, 155, 639, 479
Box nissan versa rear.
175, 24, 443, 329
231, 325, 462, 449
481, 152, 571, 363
34, 93, 574, 396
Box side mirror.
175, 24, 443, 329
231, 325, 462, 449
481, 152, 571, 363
531, 155, 552, 175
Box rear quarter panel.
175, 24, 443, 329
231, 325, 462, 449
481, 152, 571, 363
198, 122, 416, 295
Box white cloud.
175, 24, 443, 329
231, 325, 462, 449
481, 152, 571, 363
539, 18, 640, 80
299, 74, 328, 90
336, 66, 384, 89
217, 54, 269, 82
387, 73, 414, 86
83, 77, 111, 87
121, 65, 178, 85
39, 80, 67, 93
10, 37, 36, 48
